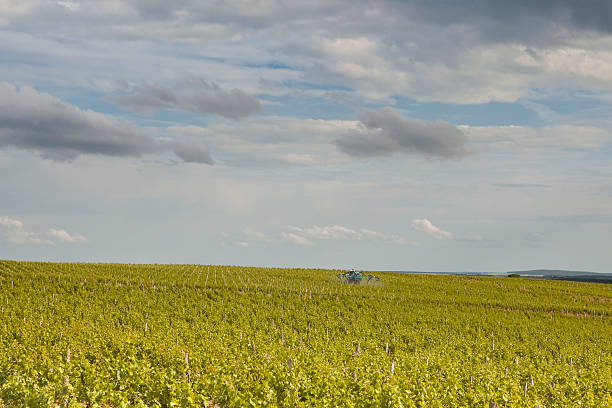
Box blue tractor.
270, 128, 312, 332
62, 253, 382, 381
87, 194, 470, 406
337, 269, 379, 284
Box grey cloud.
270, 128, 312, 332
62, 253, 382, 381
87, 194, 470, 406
112, 84, 178, 114
0, 83, 213, 164
127, 1, 348, 30
12, 1, 610, 44
171, 137, 214, 164
334, 108, 469, 159
0, 83, 161, 161
568, 1, 612, 33
112, 83, 261, 120
405, 1, 612, 38
5, 1, 612, 106
49, 1, 612, 36
495, 1, 612, 34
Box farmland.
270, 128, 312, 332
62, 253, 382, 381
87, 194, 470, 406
0, 260, 611, 407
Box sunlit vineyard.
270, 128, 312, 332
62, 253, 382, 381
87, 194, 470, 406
0, 260, 610, 407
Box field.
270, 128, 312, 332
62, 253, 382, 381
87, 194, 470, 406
0, 260, 611, 407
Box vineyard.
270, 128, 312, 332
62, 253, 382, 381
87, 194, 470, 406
0, 260, 611, 407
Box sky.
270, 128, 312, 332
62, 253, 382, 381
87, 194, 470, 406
1, 0, 611, 272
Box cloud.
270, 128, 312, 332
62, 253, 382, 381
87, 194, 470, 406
1, 216, 88, 244
460, 124, 611, 149
112, 82, 261, 120
170, 137, 214, 164
10, 1, 611, 44
229, 225, 417, 247
0, 216, 52, 245
0, 216, 23, 229
335, 108, 469, 159
168, 116, 360, 168
5, 1, 612, 107
281, 232, 313, 245
0, 82, 161, 161
405, 1, 612, 37
412, 219, 452, 239
289, 225, 363, 240
49, 228, 87, 243
0, 83, 214, 164
242, 229, 278, 244
5, 229, 53, 245
564, 1, 612, 33
282, 225, 416, 245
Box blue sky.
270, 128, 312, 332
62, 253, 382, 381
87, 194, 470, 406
1, 0, 611, 272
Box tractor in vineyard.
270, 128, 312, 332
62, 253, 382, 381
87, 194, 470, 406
337, 269, 379, 284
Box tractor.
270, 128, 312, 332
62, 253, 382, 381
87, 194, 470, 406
337, 269, 379, 284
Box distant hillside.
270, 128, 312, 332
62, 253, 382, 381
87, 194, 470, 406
509, 269, 605, 277
379, 269, 612, 284
507, 269, 612, 284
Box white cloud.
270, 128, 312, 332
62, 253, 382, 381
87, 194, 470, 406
0, 216, 23, 228
360, 228, 387, 239
0, 216, 53, 245
289, 225, 363, 240
281, 232, 313, 245
1, 216, 87, 245
282, 225, 417, 245
412, 219, 452, 240
5, 229, 53, 245
49, 228, 87, 243
232, 225, 418, 247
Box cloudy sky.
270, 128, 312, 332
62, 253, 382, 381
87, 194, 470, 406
1, 0, 611, 272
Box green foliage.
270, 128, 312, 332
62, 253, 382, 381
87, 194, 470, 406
0, 260, 610, 407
